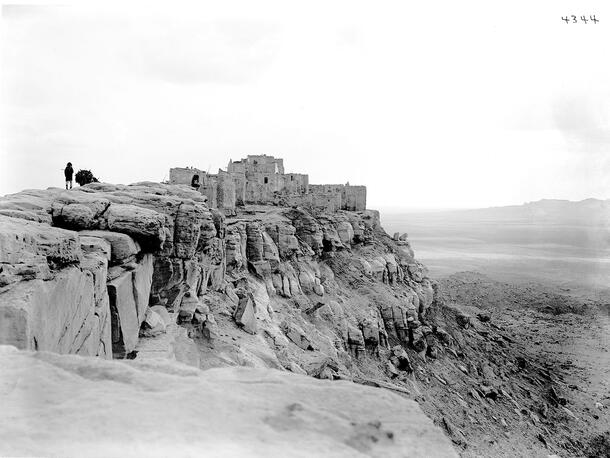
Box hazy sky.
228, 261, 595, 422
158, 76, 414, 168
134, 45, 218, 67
1, 1, 609, 209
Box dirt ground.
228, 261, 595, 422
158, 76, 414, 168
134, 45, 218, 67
411, 271, 610, 457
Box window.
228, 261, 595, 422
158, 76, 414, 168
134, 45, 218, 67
291, 176, 294, 181
264, 177, 269, 184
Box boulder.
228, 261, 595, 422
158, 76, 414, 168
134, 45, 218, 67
234, 295, 257, 334
386, 360, 400, 378
391, 345, 413, 371
282, 322, 314, 350
149, 305, 172, 326
411, 328, 427, 353
178, 291, 200, 323
140, 308, 167, 337
313, 278, 324, 296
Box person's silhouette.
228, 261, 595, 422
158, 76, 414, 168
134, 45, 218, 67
64, 162, 74, 189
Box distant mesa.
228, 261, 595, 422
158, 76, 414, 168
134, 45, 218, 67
169, 154, 366, 215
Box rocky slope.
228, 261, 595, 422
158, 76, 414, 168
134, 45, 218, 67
428, 272, 610, 458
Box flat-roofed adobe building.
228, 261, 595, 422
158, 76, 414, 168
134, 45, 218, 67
169, 155, 365, 214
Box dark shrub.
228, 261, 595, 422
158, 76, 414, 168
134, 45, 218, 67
75, 169, 99, 186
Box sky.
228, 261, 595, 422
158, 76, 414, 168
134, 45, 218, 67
1, 1, 609, 209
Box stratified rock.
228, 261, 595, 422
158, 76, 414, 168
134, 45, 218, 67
79, 236, 111, 260
225, 223, 246, 272
336, 221, 354, 246
0, 180, 440, 395
347, 324, 365, 356
107, 271, 139, 357
298, 269, 317, 293
0, 188, 58, 224
0, 267, 110, 357
173, 203, 210, 258
320, 222, 343, 252
369, 256, 387, 282
408, 263, 424, 282
246, 223, 264, 262
266, 222, 300, 259
132, 254, 154, 321
107, 254, 154, 358
105, 204, 166, 249
0, 215, 82, 286
361, 318, 381, 349
262, 231, 280, 266
50, 194, 110, 230
79, 230, 140, 264
287, 209, 323, 254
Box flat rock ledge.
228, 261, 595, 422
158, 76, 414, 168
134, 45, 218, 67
0, 346, 457, 458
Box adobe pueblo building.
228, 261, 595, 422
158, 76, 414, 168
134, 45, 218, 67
169, 155, 366, 214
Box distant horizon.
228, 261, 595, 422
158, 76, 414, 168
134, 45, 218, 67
378, 197, 610, 213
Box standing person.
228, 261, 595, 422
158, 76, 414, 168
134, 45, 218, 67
64, 162, 74, 189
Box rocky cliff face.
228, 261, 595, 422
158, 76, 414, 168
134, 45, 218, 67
0, 181, 435, 380
0, 181, 458, 455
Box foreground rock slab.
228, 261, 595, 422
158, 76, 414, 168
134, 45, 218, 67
0, 346, 457, 458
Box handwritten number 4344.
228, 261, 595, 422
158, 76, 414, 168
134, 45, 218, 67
562, 15, 599, 24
